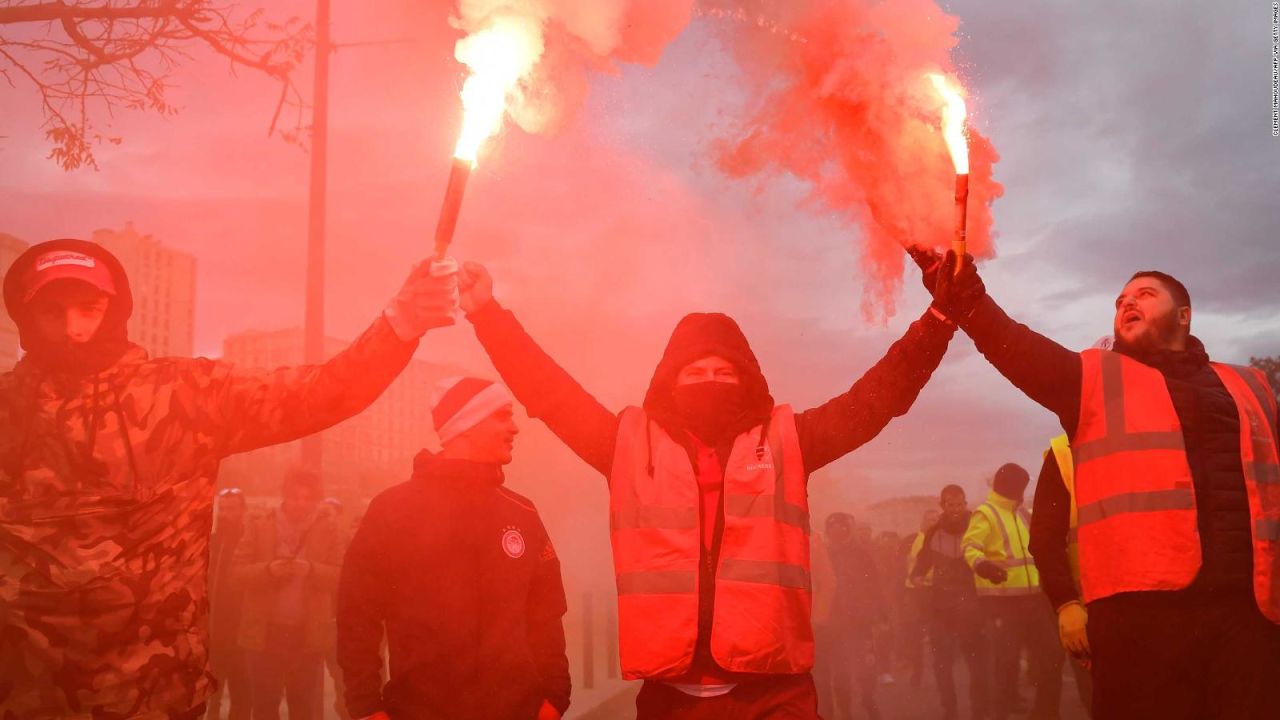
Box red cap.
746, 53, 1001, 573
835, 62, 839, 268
21, 249, 117, 303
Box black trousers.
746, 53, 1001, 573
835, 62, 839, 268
983, 595, 1063, 720
928, 599, 990, 719
1089, 590, 1280, 720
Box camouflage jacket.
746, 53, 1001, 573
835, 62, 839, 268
0, 317, 416, 720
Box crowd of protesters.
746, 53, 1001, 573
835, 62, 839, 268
2, 238, 1276, 720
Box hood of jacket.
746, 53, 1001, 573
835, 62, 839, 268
642, 312, 774, 440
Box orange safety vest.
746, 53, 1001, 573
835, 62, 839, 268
1074, 349, 1280, 621
609, 404, 813, 679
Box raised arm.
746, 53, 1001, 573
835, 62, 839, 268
207, 261, 459, 456
1028, 450, 1078, 611
796, 307, 956, 474
924, 250, 1084, 432
461, 263, 619, 476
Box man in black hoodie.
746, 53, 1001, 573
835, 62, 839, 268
0, 238, 459, 718
921, 252, 1280, 719
336, 376, 571, 720
454, 259, 956, 719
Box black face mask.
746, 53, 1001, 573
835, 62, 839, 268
672, 381, 747, 443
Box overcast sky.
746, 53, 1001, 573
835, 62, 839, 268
2, 0, 1277, 528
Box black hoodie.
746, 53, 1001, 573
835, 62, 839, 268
467, 298, 955, 681
3, 238, 136, 375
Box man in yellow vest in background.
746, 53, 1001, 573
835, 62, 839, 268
902, 509, 940, 688
963, 463, 1062, 720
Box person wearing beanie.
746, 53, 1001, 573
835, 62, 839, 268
921, 252, 1280, 719
0, 239, 460, 719
336, 377, 571, 720
962, 463, 1061, 719
453, 257, 956, 719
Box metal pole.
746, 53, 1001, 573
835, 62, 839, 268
301, 0, 330, 472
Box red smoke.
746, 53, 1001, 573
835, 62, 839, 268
451, 0, 697, 138
709, 0, 1004, 320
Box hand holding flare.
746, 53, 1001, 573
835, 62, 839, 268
928, 73, 970, 274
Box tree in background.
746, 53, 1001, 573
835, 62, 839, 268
0, 1, 311, 170
1250, 355, 1279, 402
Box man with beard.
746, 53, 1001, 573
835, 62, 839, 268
921, 253, 1280, 719
911, 484, 990, 720
337, 377, 570, 720
453, 259, 956, 719
0, 239, 459, 718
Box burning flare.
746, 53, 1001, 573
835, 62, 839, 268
452, 16, 544, 165
927, 73, 969, 175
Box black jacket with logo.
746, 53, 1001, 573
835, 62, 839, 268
336, 453, 570, 720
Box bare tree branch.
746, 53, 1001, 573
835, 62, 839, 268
0, 1, 313, 170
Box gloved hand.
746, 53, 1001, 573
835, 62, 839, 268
458, 261, 495, 315
930, 250, 985, 322
906, 245, 944, 294
1057, 600, 1090, 657
536, 699, 561, 720
383, 258, 460, 340
973, 559, 1008, 584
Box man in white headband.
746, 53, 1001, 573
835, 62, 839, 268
337, 377, 571, 720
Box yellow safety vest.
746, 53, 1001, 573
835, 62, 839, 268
962, 490, 1040, 596
1048, 434, 1081, 586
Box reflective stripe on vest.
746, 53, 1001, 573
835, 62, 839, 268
1074, 350, 1280, 622
1211, 364, 1280, 623
608, 404, 814, 679
1074, 352, 1185, 465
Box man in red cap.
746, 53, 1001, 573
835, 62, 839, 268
453, 258, 956, 719
0, 238, 459, 719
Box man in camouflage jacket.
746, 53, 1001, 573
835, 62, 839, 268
0, 238, 458, 719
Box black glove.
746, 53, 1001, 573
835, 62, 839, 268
931, 250, 985, 322
974, 559, 1009, 584
907, 246, 944, 294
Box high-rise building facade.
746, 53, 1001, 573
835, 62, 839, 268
0, 225, 196, 367
92, 223, 196, 358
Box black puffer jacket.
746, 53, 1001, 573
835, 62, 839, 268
336, 454, 571, 720
964, 296, 1275, 608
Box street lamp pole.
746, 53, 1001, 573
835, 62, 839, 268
301, 0, 331, 472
